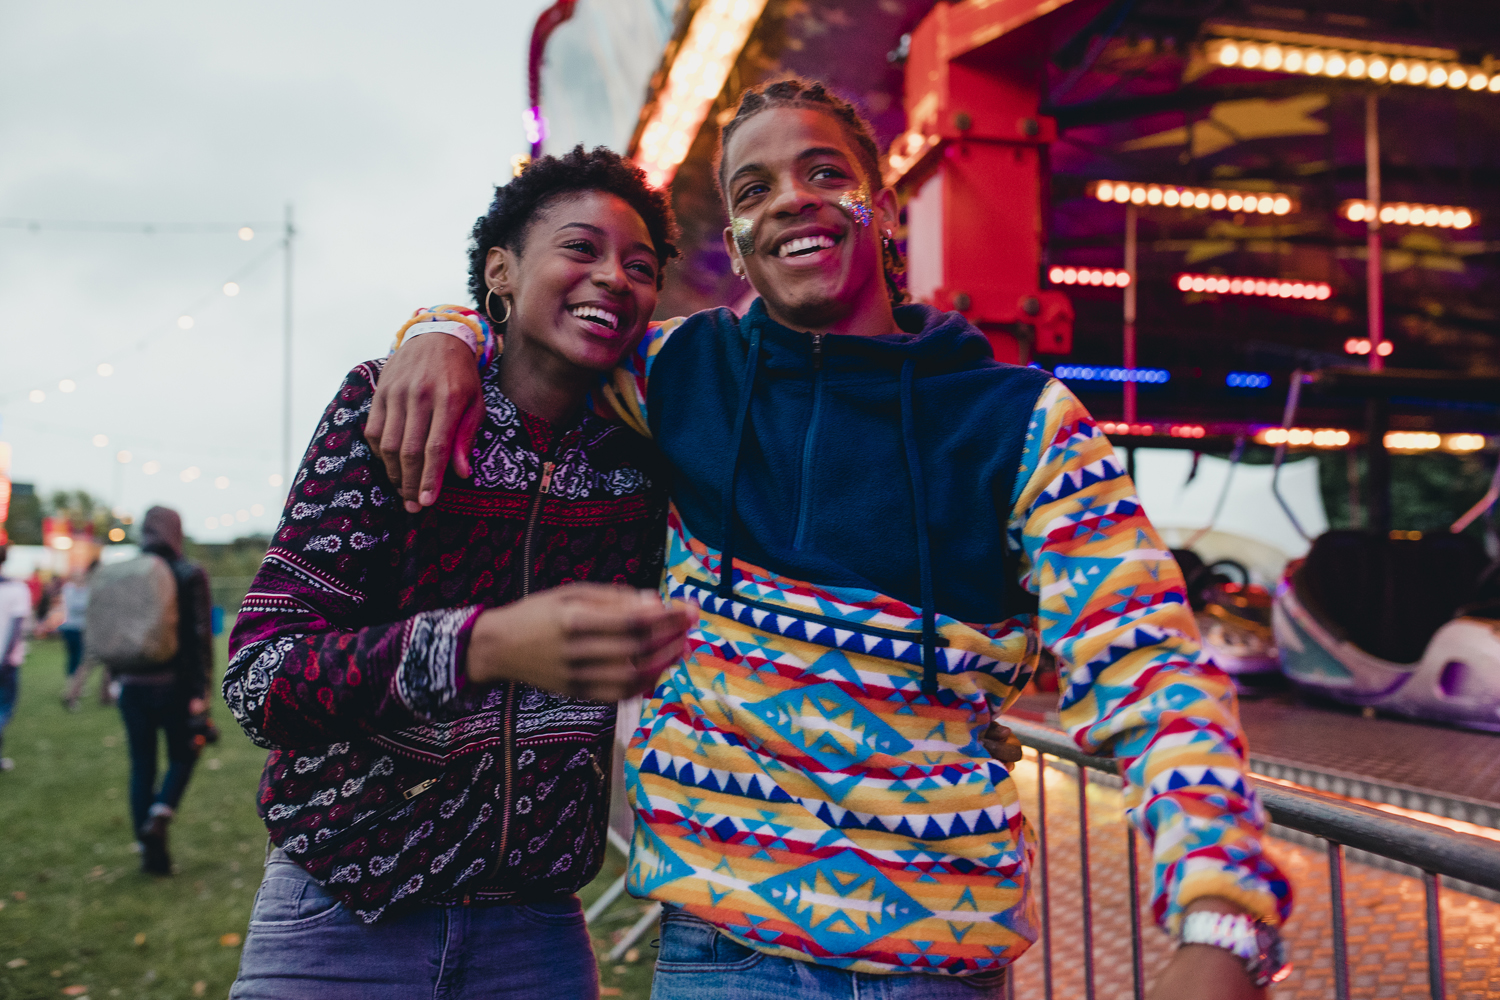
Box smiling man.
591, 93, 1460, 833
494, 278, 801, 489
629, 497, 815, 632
369, 80, 1292, 1000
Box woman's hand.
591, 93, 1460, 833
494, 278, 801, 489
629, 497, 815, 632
466, 584, 697, 702
980, 721, 1024, 765
366, 333, 485, 513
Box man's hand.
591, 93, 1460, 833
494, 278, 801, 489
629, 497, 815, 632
980, 721, 1024, 765
1147, 899, 1267, 1000
366, 333, 484, 513
467, 585, 697, 703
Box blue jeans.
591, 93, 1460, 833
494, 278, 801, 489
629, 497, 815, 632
650, 906, 1008, 999
117, 683, 198, 835
0, 665, 17, 756
60, 627, 84, 676
231, 849, 600, 1000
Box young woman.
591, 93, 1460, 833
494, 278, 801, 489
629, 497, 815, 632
224, 146, 696, 1000
370, 81, 1293, 999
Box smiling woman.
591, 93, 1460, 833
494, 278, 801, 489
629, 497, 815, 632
221, 146, 693, 1000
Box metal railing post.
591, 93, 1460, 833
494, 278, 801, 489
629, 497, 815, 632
1078, 768, 1096, 1000
1327, 841, 1350, 1000
1037, 751, 1054, 1000
1424, 872, 1446, 1000
1126, 825, 1145, 1000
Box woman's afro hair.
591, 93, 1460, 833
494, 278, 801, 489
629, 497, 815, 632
468, 145, 679, 306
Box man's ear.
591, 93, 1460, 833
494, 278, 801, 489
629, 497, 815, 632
484, 246, 518, 297
874, 186, 900, 237
721, 227, 745, 277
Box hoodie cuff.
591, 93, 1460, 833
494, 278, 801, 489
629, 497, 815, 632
394, 606, 485, 718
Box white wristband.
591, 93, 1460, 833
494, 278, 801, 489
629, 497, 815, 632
400, 321, 478, 355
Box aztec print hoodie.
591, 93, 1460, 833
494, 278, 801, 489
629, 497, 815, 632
595, 298, 1292, 977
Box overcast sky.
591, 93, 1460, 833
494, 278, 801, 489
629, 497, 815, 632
1, 0, 554, 541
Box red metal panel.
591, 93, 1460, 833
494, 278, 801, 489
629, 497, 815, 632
897, 0, 1099, 359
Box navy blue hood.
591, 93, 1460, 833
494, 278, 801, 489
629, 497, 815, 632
647, 298, 1051, 640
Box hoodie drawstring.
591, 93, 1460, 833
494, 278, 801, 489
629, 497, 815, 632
899, 360, 940, 697
718, 326, 763, 599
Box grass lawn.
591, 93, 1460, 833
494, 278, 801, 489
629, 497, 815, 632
0, 637, 657, 1000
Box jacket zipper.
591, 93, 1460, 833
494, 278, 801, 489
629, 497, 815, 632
500, 451, 552, 873
300, 777, 439, 859
792, 333, 824, 550
521, 457, 555, 598
682, 576, 949, 648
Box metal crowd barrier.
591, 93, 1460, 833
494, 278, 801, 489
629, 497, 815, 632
1004, 717, 1500, 1000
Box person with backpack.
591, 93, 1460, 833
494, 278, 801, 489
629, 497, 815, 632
93, 506, 214, 874
0, 545, 36, 772
369, 80, 1294, 998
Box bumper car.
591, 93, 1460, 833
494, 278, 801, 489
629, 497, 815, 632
1173, 549, 1282, 686
1273, 529, 1500, 731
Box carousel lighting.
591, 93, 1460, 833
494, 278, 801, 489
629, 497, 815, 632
1342, 200, 1476, 229
1445, 434, 1487, 453
1056, 365, 1170, 383
1099, 422, 1157, 436
634, 0, 770, 189
1090, 180, 1295, 215
1384, 431, 1441, 452
1256, 427, 1352, 448
1209, 38, 1498, 93
1345, 337, 1394, 357
1226, 371, 1273, 389
1177, 273, 1332, 300
1049, 266, 1131, 287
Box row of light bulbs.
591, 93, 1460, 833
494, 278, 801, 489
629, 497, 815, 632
1211, 38, 1500, 92
1251, 428, 1487, 452
1092, 181, 1294, 215
1341, 201, 1475, 229
25, 279, 247, 404
87, 432, 286, 491
634, 0, 769, 189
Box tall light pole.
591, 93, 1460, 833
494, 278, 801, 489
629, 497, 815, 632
1365, 93, 1384, 372
282, 203, 295, 489
1123, 203, 1139, 424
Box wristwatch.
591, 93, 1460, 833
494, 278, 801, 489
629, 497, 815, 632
1178, 911, 1291, 987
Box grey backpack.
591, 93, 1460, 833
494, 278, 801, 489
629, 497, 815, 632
86, 555, 179, 672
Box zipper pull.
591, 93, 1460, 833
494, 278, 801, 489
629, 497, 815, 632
539, 460, 555, 494
403, 778, 437, 800
590, 755, 605, 782
811, 333, 824, 371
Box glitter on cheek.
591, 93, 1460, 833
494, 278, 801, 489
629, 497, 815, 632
837, 182, 873, 227
731, 217, 756, 256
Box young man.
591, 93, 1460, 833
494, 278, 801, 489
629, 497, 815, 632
120, 506, 213, 874
366, 80, 1290, 999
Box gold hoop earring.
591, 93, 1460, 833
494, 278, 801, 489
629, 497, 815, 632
485, 287, 512, 325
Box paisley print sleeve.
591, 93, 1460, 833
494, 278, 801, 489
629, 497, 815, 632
224, 362, 482, 749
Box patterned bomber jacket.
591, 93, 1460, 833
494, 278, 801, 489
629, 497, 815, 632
224, 358, 667, 922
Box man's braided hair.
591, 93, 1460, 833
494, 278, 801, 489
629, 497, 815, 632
715, 78, 907, 307
468, 145, 680, 307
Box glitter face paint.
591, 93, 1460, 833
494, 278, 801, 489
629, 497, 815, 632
731, 217, 755, 256
837, 181, 873, 227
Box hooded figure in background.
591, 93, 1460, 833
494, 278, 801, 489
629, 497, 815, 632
121, 505, 214, 875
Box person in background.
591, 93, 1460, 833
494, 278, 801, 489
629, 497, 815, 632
58, 562, 96, 709
121, 506, 213, 874
0, 546, 35, 772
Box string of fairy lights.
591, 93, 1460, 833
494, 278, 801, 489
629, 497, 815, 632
1, 219, 290, 536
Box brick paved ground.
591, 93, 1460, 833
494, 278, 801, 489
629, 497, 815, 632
1005, 753, 1500, 999
1008, 691, 1500, 811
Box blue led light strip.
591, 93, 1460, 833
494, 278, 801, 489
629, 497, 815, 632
1055, 365, 1171, 384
